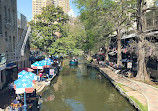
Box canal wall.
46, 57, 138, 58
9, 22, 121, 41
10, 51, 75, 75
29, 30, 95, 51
87, 63, 142, 111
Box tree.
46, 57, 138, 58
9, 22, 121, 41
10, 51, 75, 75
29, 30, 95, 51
135, 0, 158, 82
29, 5, 68, 52
74, 0, 114, 56
48, 19, 86, 56
102, 0, 136, 66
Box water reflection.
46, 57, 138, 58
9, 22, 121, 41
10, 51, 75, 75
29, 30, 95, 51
41, 57, 135, 111
65, 99, 85, 111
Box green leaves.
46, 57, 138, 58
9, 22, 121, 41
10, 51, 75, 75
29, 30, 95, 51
29, 4, 69, 53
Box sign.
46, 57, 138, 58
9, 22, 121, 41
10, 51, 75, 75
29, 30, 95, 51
49, 69, 54, 75
127, 62, 132, 68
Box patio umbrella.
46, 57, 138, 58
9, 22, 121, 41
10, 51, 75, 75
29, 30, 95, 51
22, 74, 36, 84
18, 70, 28, 78
32, 61, 43, 69
14, 78, 34, 111
28, 72, 38, 80
15, 80, 34, 94
43, 60, 51, 68
14, 76, 34, 90
18, 67, 34, 73
31, 61, 39, 69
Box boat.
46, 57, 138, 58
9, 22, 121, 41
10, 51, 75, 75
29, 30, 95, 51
69, 59, 78, 65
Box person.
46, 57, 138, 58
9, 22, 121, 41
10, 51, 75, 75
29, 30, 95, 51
39, 72, 43, 81
8, 83, 14, 97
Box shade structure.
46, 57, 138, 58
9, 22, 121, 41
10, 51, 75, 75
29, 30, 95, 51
31, 61, 43, 69
14, 76, 34, 88
18, 67, 34, 73
18, 70, 28, 78
28, 72, 38, 81
22, 74, 36, 84
31, 61, 39, 69
43, 61, 51, 68
14, 78, 34, 94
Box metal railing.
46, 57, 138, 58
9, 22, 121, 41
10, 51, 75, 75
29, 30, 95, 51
21, 26, 31, 56
16, 26, 28, 59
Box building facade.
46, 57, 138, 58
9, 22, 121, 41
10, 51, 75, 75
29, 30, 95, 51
32, 0, 53, 19
0, 0, 31, 90
0, 0, 18, 89
58, 0, 70, 14
32, 0, 70, 19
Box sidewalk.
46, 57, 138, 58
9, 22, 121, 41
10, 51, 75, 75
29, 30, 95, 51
0, 87, 15, 111
35, 74, 57, 93
91, 63, 158, 111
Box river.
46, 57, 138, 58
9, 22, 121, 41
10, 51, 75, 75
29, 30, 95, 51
40, 57, 135, 111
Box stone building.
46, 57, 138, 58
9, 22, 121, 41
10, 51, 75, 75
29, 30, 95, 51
0, 0, 31, 90
32, 0, 70, 19
0, 0, 18, 89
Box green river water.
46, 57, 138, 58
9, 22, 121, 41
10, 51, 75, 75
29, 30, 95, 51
40, 57, 135, 111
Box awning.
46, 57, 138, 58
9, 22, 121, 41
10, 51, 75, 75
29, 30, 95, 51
6, 63, 16, 69
146, 31, 158, 36
108, 52, 116, 56
121, 33, 137, 39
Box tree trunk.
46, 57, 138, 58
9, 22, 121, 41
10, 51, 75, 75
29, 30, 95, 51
117, 28, 122, 66
136, 35, 150, 82
105, 47, 109, 61
136, 0, 150, 82
88, 48, 91, 57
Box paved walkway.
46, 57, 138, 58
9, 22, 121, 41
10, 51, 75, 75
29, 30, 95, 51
100, 66, 158, 111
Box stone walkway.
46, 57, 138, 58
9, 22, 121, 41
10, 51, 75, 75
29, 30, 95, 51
100, 67, 158, 111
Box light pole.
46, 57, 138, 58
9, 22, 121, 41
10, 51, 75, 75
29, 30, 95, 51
24, 91, 27, 111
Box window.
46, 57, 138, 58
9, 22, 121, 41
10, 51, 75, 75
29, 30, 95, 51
12, 10, 15, 27
1, 70, 3, 82
13, 37, 15, 50
0, 15, 2, 34
4, 6, 7, 22
9, 36, 11, 51
5, 31, 7, 41
8, 9, 11, 22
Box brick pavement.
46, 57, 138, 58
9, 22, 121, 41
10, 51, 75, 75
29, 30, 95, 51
100, 67, 158, 111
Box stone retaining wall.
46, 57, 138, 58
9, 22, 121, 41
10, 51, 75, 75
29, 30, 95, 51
88, 63, 141, 111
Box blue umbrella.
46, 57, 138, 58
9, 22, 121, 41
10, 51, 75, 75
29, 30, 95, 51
31, 61, 43, 75
18, 70, 28, 79
37, 61, 44, 69
31, 61, 39, 68
28, 72, 38, 80
14, 76, 33, 86
22, 74, 34, 81
14, 78, 34, 111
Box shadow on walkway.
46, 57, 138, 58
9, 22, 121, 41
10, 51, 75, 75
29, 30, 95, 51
0, 88, 15, 109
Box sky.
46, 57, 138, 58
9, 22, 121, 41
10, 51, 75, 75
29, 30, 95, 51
17, 0, 80, 22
